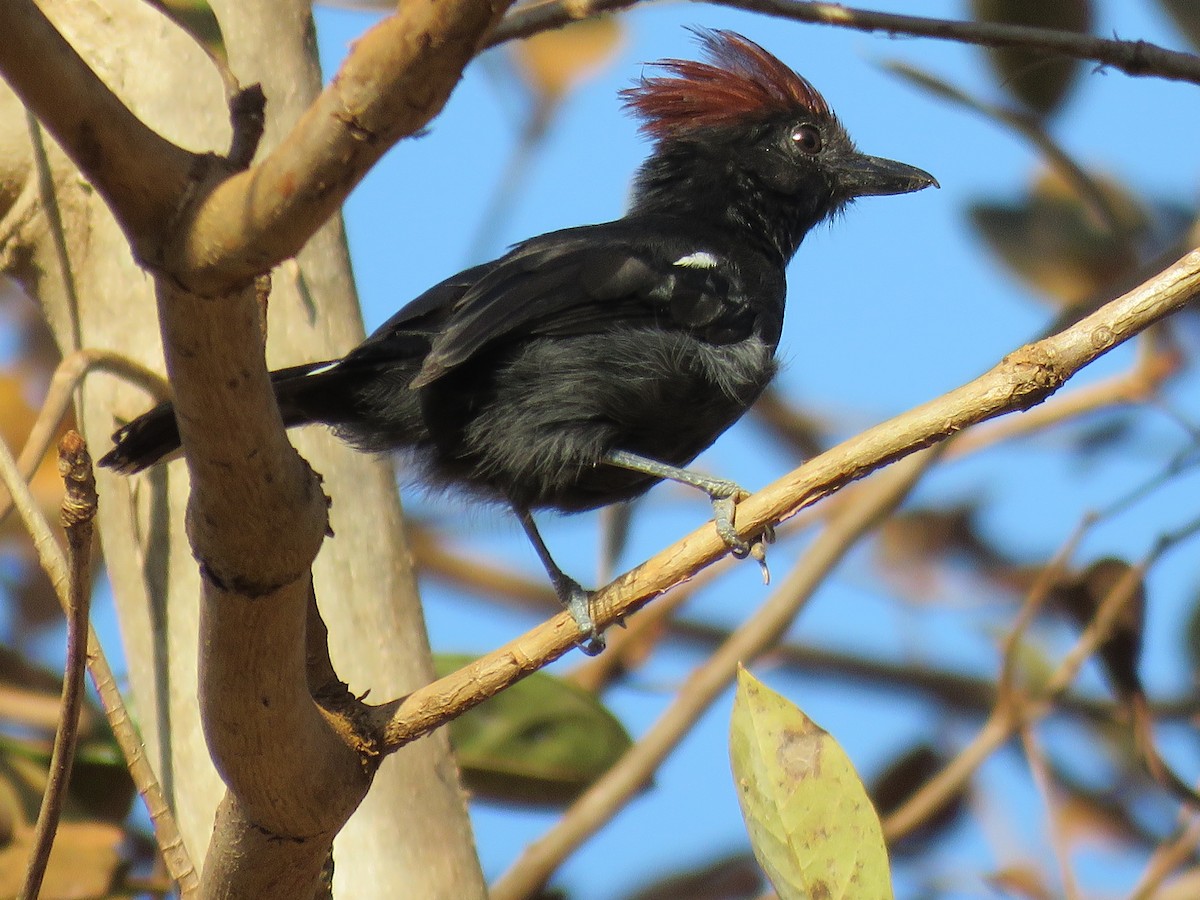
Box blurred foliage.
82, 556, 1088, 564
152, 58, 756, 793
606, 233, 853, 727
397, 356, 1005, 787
870, 744, 967, 859
971, 0, 1093, 116
985, 864, 1054, 900
2, 3, 1200, 898
623, 852, 762, 900
510, 18, 624, 106
0, 658, 141, 898
1048, 557, 1145, 699
434, 653, 632, 806
969, 169, 1193, 310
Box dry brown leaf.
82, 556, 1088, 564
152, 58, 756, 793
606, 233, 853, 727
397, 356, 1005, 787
511, 18, 623, 102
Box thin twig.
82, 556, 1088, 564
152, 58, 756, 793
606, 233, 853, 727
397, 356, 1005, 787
417, 531, 1198, 721
948, 340, 1180, 460
488, 448, 940, 900
882, 537, 1176, 843
1017, 721, 1082, 900
0, 348, 170, 524
490, 0, 1200, 87
1128, 815, 1200, 900
20, 433, 97, 899
0, 428, 198, 895
878, 526, 1083, 846
997, 524, 1089, 702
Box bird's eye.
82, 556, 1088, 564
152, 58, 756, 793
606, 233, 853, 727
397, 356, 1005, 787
790, 124, 822, 154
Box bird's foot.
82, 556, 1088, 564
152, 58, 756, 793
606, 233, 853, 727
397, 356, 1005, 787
599, 451, 773, 582
556, 577, 606, 656
707, 483, 775, 585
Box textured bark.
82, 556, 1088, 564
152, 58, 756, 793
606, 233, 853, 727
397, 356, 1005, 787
0, 0, 485, 895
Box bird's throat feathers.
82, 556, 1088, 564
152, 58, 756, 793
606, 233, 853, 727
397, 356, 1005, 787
628, 135, 840, 266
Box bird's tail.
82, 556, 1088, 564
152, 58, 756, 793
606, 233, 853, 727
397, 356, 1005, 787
98, 361, 350, 474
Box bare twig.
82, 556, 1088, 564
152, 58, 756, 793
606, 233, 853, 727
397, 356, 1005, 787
882, 543, 1166, 842
416, 531, 1199, 721
490, 0, 1200, 86
1129, 815, 1200, 900
20, 433, 97, 899
1018, 722, 1082, 900
948, 338, 1181, 459
488, 448, 939, 900
997, 524, 1089, 702
0, 427, 198, 894
0, 349, 170, 524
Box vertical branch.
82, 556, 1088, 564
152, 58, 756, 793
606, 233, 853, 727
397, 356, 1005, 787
0, 426, 198, 894
19, 432, 96, 899
1017, 723, 1082, 900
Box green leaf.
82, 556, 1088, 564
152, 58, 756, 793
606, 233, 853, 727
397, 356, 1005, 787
435, 654, 632, 806
145, 0, 227, 66
729, 667, 893, 900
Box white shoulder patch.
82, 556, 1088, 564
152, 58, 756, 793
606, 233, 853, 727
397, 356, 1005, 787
672, 251, 720, 269
305, 361, 340, 377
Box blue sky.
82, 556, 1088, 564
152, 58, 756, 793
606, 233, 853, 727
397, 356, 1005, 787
309, 2, 1200, 897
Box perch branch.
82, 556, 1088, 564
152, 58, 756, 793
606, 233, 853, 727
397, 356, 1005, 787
373, 250, 1200, 753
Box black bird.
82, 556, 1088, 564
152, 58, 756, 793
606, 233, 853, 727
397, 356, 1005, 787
100, 29, 936, 652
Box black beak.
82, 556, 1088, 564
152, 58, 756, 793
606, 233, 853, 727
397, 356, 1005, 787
837, 153, 938, 198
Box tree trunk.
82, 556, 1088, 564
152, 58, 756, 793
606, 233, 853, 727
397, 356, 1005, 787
0, 1, 485, 895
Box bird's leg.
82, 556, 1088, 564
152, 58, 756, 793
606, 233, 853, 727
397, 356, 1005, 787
515, 507, 605, 655
603, 449, 773, 582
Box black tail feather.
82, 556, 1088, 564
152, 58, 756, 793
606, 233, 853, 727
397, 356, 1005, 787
98, 360, 340, 474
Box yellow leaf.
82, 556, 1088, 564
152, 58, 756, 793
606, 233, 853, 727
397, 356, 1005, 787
730, 667, 892, 900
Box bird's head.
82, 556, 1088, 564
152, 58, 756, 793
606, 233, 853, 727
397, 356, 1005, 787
622, 29, 936, 258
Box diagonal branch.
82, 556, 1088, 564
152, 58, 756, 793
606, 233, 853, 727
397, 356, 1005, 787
168, 0, 517, 292
371, 248, 1200, 753
0, 0, 516, 294
490, 445, 940, 900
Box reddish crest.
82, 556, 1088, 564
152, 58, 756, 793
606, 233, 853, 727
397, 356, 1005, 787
621, 29, 831, 140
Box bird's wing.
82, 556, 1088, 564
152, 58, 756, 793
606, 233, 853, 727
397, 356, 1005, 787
365, 261, 499, 341
411, 227, 756, 387
328, 261, 500, 372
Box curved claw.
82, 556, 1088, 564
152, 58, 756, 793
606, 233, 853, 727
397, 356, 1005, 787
708, 486, 773, 582
749, 539, 771, 585
599, 450, 772, 591
710, 494, 749, 556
